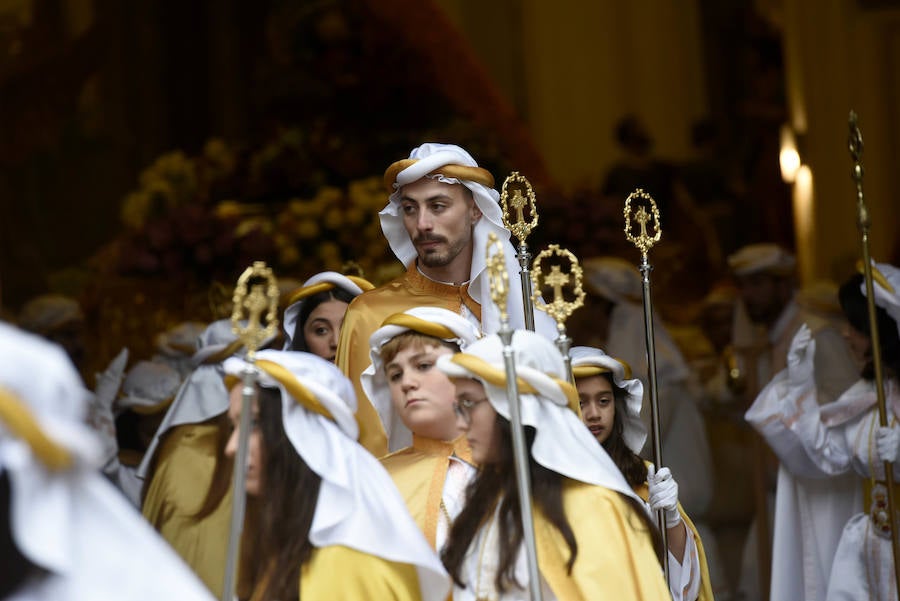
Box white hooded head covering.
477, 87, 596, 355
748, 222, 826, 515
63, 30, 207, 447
282, 271, 373, 350
863, 261, 900, 338
583, 256, 643, 305
153, 321, 207, 378
727, 243, 796, 277
569, 346, 647, 454
17, 294, 84, 334
137, 318, 252, 479
361, 306, 480, 451
437, 330, 639, 501
116, 360, 182, 416
0, 322, 214, 600
381, 143, 556, 338
223, 350, 450, 601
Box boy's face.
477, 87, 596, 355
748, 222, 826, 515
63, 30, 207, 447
385, 342, 461, 442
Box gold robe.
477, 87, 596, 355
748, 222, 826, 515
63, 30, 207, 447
634, 479, 715, 601
142, 421, 232, 597
531, 478, 671, 600
381, 434, 473, 549
249, 545, 423, 601
336, 262, 482, 457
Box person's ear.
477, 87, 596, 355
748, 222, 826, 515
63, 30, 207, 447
471, 203, 482, 223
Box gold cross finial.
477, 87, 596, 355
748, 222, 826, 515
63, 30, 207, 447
485, 233, 510, 324
531, 245, 585, 328
624, 189, 662, 258
500, 172, 539, 243
231, 261, 280, 360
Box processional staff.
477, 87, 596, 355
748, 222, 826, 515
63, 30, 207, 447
501, 172, 540, 331
221, 261, 280, 601
530, 245, 585, 385
623, 189, 670, 584
847, 111, 900, 593
485, 232, 543, 601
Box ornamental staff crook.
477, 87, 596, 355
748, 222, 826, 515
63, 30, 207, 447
500, 172, 540, 331
624, 189, 670, 585
486, 232, 543, 601
221, 261, 280, 601
531, 245, 586, 386
848, 111, 900, 594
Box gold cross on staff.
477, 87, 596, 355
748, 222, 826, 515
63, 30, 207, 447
243, 285, 268, 332
510, 189, 527, 224
231, 261, 280, 359
635, 206, 651, 239
500, 172, 539, 243
545, 265, 570, 303
623, 188, 662, 258
485, 232, 510, 323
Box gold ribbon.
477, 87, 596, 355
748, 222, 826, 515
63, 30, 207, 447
383, 159, 494, 193
0, 386, 73, 471
380, 313, 458, 340
449, 354, 580, 415
857, 260, 896, 294
571, 357, 634, 381
285, 275, 375, 307
254, 360, 334, 421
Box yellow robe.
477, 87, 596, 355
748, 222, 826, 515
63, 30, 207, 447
381, 434, 473, 549
249, 545, 423, 601
633, 479, 715, 601
336, 262, 482, 457
141, 421, 232, 597
531, 478, 671, 600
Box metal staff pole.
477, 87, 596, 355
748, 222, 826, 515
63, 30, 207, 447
623, 189, 670, 584
848, 111, 900, 593
530, 245, 586, 386
221, 261, 280, 601
500, 172, 540, 331
485, 232, 543, 601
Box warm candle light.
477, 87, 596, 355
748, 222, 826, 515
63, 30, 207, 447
780, 124, 801, 183
792, 164, 814, 284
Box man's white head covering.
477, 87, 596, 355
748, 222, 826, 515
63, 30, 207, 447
153, 321, 207, 378
0, 322, 214, 600
116, 360, 182, 416
223, 350, 450, 601
583, 256, 643, 305
570, 346, 647, 454
381, 142, 556, 337
437, 330, 639, 501
361, 307, 480, 451
727, 243, 796, 277
863, 261, 900, 338
137, 318, 250, 479
282, 272, 374, 350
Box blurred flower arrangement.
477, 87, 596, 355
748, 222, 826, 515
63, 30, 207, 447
108, 133, 397, 288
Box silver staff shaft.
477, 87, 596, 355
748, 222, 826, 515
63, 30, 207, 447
517, 242, 536, 331
498, 323, 543, 601
638, 255, 670, 585
221, 364, 257, 601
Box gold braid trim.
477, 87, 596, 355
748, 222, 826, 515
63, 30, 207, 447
380, 313, 458, 340
383, 160, 494, 193
254, 360, 334, 421
0, 386, 73, 471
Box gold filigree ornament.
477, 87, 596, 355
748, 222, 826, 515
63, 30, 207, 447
485, 232, 510, 324
623, 188, 662, 258
230, 261, 280, 360
500, 172, 539, 244
530, 245, 585, 328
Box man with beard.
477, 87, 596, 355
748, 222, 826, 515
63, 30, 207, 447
337, 143, 555, 456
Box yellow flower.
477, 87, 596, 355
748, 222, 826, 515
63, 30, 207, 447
215, 200, 243, 219
121, 191, 152, 229
235, 217, 273, 237
279, 245, 300, 266
314, 186, 343, 207
323, 207, 344, 230
295, 220, 319, 240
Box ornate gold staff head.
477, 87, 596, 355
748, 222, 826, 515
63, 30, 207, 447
500, 172, 539, 244
530, 245, 585, 333
230, 261, 280, 361
486, 232, 510, 324
623, 188, 662, 259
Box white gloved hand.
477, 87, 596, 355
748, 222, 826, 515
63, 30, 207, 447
876, 425, 900, 464
787, 324, 816, 389
88, 347, 129, 471
647, 464, 682, 529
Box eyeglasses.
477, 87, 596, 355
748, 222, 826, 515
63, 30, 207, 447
453, 397, 489, 424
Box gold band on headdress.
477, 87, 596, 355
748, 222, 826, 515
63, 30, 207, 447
857, 260, 896, 294
255, 360, 334, 421
0, 386, 73, 471
383, 159, 495, 193
449, 354, 580, 415
202, 340, 245, 366
571, 357, 633, 381
285, 275, 375, 308
130, 396, 176, 416
381, 313, 458, 341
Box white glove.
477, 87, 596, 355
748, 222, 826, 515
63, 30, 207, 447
876, 425, 900, 464
787, 324, 816, 389
88, 347, 129, 471
648, 464, 682, 529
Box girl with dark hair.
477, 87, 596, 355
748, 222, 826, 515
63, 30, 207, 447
747, 262, 900, 600
222, 350, 449, 601
436, 330, 670, 600
571, 346, 714, 601
281, 272, 373, 358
